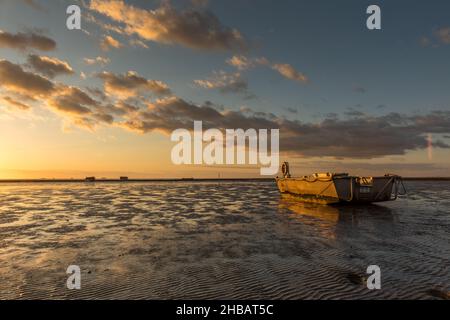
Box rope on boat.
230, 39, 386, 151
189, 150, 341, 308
391, 176, 407, 199
342, 178, 354, 202
374, 176, 395, 201
397, 177, 407, 195
375, 175, 407, 201
316, 182, 334, 197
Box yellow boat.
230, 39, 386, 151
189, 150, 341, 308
275, 162, 405, 204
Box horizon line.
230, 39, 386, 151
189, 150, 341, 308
1, 177, 450, 183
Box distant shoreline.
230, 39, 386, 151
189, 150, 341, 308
0, 178, 273, 183
0, 177, 450, 183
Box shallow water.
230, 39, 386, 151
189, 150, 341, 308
0, 180, 449, 299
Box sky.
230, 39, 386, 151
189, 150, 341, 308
0, 0, 450, 178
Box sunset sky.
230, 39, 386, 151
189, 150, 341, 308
0, 0, 450, 178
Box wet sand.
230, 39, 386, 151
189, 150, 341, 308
0, 180, 449, 299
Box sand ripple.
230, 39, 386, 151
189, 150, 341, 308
0, 180, 449, 299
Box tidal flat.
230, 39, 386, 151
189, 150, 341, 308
0, 180, 448, 299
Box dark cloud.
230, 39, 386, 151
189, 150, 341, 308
93, 100, 139, 118
116, 100, 140, 114
0, 59, 55, 96
92, 112, 114, 124
119, 97, 450, 159
353, 86, 366, 93
0, 58, 135, 129
89, 0, 246, 51
98, 71, 171, 98
48, 87, 97, 115
2, 96, 31, 110
344, 108, 365, 117
27, 54, 74, 78
281, 112, 450, 158
47, 85, 137, 129
0, 30, 56, 51
0, 58, 162, 130
195, 71, 254, 97
195, 73, 247, 93
1, 57, 448, 160
220, 79, 248, 94
86, 87, 109, 101
285, 107, 298, 114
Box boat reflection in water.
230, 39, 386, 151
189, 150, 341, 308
278, 193, 394, 239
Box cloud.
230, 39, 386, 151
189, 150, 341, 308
1, 96, 31, 110
113, 100, 140, 115
281, 112, 450, 158
86, 86, 109, 101
83, 56, 110, 65
21, 0, 43, 10
129, 38, 149, 49
0, 59, 55, 97
191, 0, 209, 7
226, 55, 308, 84
100, 35, 123, 50
353, 85, 366, 93
226, 55, 253, 70
434, 27, 450, 44
119, 96, 232, 133
27, 54, 74, 78
194, 71, 249, 94
344, 108, 365, 117
1, 57, 448, 160
97, 71, 171, 98
46, 86, 117, 129
421, 27, 450, 47
272, 63, 308, 83
419, 36, 431, 47
285, 107, 298, 114
89, 0, 246, 51
47, 86, 97, 115
0, 58, 132, 130
119, 96, 450, 159
0, 30, 56, 51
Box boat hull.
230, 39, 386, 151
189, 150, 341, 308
276, 175, 399, 204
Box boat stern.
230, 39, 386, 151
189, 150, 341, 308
333, 175, 402, 203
